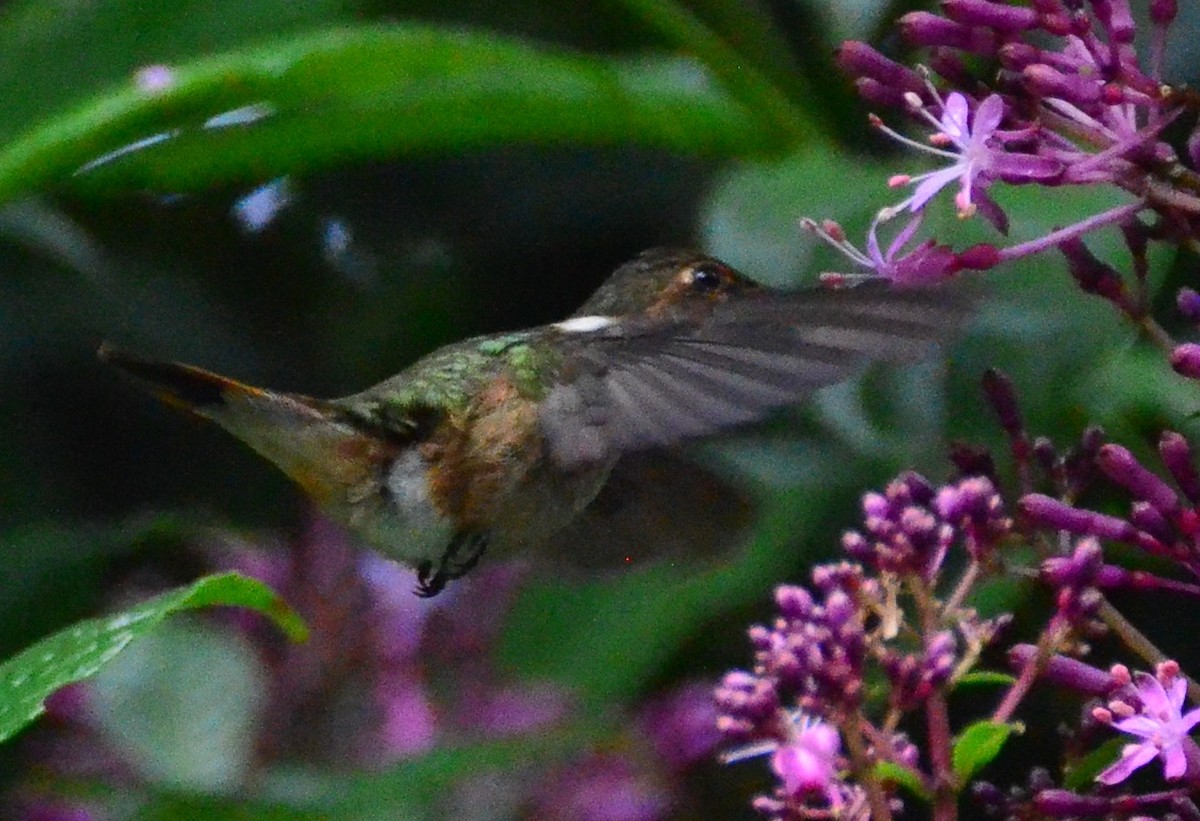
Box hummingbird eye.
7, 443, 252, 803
687, 262, 727, 293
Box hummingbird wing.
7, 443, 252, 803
548, 450, 755, 570
538, 282, 974, 469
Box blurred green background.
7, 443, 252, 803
3, 0, 1200, 818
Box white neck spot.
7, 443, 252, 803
554, 315, 615, 333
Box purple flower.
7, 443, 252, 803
1018, 493, 1161, 554
897, 92, 1002, 216
1097, 669, 1200, 784
1019, 430, 1200, 581
1177, 287, 1200, 324
721, 709, 846, 812
934, 476, 1011, 559
842, 471, 953, 579
882, 632, 959, 710
877, 93, 1058, 219
455, 681, 571, 738
1097, 444, 1180, 517
770, 714, 843, 804
375, 672, 437, 759
801, 215, 964, 286
11, 518, 710, 818
837, 0, 1198, 260
1171, 343, 1200, 380
1007, 646, 1117, 697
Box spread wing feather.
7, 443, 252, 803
540, 283, 973, 468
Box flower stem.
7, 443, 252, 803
993, 617, 1070, 724
996, 202, 1145, 264
1096, 596, 1200, 704
908, 575, 957, 820
842, 712, 895, 821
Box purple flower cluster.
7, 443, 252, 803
808, 0, 1200, 294
1022, 433, 1200, 582
977, 654, 1200, 817
842, 472, 954, 579
774, 3, 1200, 810
716, 472, 1011, 820
718, 367, 1200, 820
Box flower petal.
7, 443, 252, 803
886, 213, 924, 259
971, 189, 1009, 234
805, 722, 841, 758
989, 151, 1062, 181
909, 167, 962, 212
1163, 742, 1188, 779
971, 95, 1005, 140
1111, 715, 1162, 738
1179, 707, 1200, 734
1135, 673, 1171, 715
1097, 742, 1158, 785
1167, 676, 1187, 713
940, 93, 970, 143
773, 745, 830, 795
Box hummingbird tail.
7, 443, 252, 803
98, 343, 266, 412
99, 343, 392, 505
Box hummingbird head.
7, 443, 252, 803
572, 247, 758, 319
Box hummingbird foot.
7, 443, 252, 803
414, 531, 490, 597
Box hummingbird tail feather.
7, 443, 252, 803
99, 343, 389, 505
98, 344, 265, 411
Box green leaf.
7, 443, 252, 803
1064, 736, 1123, 791
0, 0, 346, 145
874, 760, 931, 802
954, 671, 1018, 689
0, 25, 789, 204
612, 0, 810, 139
952, 720, 1022, 783
0, 571, 305, 744
672, 0, 808, 102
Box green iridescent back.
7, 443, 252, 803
335, 329, 562, 428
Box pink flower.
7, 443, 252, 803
802, 214, 961, 286
908, 93, 1003, 216
878, 93, 1059, 219
1097, 669, 1200, 784
721, 710, 846, 808
771, 714, 843, 802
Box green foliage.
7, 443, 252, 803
0, 24, 800, 204
951, 720, 1022, 783
0, 0, 346, 141
0, 573, 304, 745
954, 671, 1019, 689
1064, 737, 1125, 791
874, 760, 932, 803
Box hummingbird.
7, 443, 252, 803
100, 248, 971, 596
